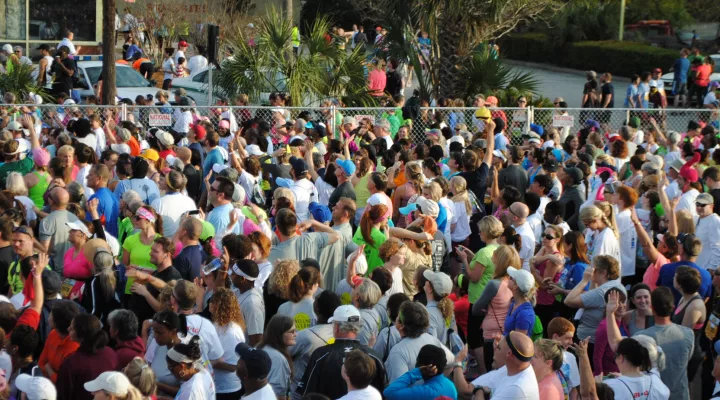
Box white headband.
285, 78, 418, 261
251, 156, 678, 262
230, 264, 257, 281
167, 348, 196, 364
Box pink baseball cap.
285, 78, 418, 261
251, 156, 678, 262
32, 148, 50, 167
486, 96, 498, 105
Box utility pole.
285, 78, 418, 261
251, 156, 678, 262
101, 0, 117, 104
283, 0, 292, 24
618, 0, 626, 41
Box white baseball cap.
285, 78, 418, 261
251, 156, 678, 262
212, 163, 229, 174
84, 371, 131, 396
16, 371, 57, 400
2, 44, 12, 54
492, 149, 507, 162
329, 305, 361, 323
246, 144, 264, 156
507, 267, 535, 293
156, 130, 175, 147
66, 220, 92, 238
423, 270, 453, 296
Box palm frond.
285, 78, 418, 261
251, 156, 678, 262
0, 64, 51, 103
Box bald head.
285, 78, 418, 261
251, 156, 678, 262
176, 147, 191, 163
509, 202, 529, 221
50, 187, 69, 209
506, 331, 534, 370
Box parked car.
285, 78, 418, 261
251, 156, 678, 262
662, 54, 720, 103
73, 61, 156, 103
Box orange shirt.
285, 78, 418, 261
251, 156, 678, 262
132, 58, 151, 71
393, 168, 407, 188
128, 136, 141, 156
38, 329, 80, 382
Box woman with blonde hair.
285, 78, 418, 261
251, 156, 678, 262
123, 357, 157, 399
580, 203, 620, 263
531, 224, 565, 330
278, 267, 321, 330
84, 371, 146, 400
57, 144, 79, 182
531, 339, 565, 400
353, 203, 389, 274
675, 209, 696, 234
264, 259, 300, 325
449, 176, 472, 248
423, 270, 457, 344
122, 205, 163, 294
5, 172, 36, 226
392, 162, 423, 228
472, 245, 519, 371
209, 287, 246, 399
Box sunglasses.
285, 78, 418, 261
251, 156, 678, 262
210, 187, 218, 193
695, 202, 710, 207
133, 215, 143, 221
543, 234, 557, 240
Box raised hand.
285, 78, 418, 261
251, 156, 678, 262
605, 289, 619, 316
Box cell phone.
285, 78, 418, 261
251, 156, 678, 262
187, 210, 201, 216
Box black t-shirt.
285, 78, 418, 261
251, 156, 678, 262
461, 162, 489, 217
129, 266, 182, 328
601, 83, 615, 108
386, 70, 403, 98
328, 181, 356, 209
497, 165, 528, 191
710, 188, 720, 216
52, 57, 75, 90
0, 245, 14, 294
183, 164, 201, 203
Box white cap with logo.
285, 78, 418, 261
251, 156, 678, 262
16, 369, 57, 400
84, 371, 132, 397
507, 267, 535, 293
329, 305, 361, 323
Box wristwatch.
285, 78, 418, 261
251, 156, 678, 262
450, 361, 463, 369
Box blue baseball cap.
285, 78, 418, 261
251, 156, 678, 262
585, 119, 601, 131
275, 177, 293, 188
336, 158, 356, 176
309, 202, 332, 223
530, 123, 544, 136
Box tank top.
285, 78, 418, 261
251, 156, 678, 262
28, 171, 50, 208
32, 55, 53, 88
395, 183, 416, 228
354, 174, 371, 209
672, 294, 704, 330
537, 251, 562, 306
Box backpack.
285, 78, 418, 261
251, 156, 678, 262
250, 176, 266, 205
531, 316, 544, 341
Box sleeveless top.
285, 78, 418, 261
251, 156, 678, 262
354, 174, 371, 209
672, 294, 704, 330
627, 309, 654, 336
395, 182, 416, 228
537, 251, 562, 306
28, 171, 50, 208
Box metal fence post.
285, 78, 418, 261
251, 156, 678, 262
525, 106, 532, 136
330, 105, 336, 139
121, 103, 127, 121
625, 109, 630, 125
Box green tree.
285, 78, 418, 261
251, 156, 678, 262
216, 9, 377, 106
0, 64, 51, 103
458, 47, 540, 103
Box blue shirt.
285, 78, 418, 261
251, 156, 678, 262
637, 82, 650, 109
495, 133, 509, 152
202, 147, 225, 184
113, 178, 161, 205
624, 84, 638, 107
384, 368, 458, 400
188, 142, 205, 170
504, 300, 535, 335
206, 203, 241, 253
559, 260, 590, 291
125, 44, 142, 60
436, 204, 447, 233
657, 260, 712, 304
87, 187, 120, 237
674, 58, 691, 83
173, 244, 206, 280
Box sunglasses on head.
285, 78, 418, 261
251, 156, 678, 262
12, 226, 31, 236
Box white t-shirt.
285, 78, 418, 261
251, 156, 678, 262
239, 170, 260, 202
695, 213, 720, 270
255, 261, 273, 291
162, 57, 175, 80
187, 55, 208, 76
616, 208, 638, 277
315, 176, 335, 207
93, 127, 106, 158
173, 110, 193, 134
538, 196, 550, 216
381, 135, 394, 150
57, 38, 77, 54
290, 179, 318, 222
590, 227, 621, 264
439, 197, 454, 249
560, 351, 580, 391
471, 365, 540, 400
77, 134, 97, 152
175, 50, 186, 66
514, 222, 536, 271
451, 200, 471, 242
179, 314, 224, 373
75, 164, 95, 198
338, 386, 383, 400
15, 196, 37, 224
675, 189, 699, 218
664, 151, 681, 173
604, 373, 669, 400
175, 368, 216, 400
151, 193, 197, 238
385, 265, 404, 296
243, 384, 277, 400
214, 322, 245, 394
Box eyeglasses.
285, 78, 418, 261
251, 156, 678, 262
210, 187, 218, 193
518, 100, 527, 103
133, 215, 143, 221
696, 202, 710, 208
543, 234, 557, 240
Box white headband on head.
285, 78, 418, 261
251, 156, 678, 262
167, 348, 196, 364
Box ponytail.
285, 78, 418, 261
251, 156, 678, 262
288, 267, 320, 303
595, 200, 619, 238
122, 386, 145, 400
177, 313, 189, 337
437, 295, 454, 323
361, 204, 388, 247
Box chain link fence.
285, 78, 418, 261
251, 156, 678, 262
18, 104, 719, 147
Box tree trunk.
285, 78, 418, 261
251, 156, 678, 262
101, 0, 117, 105
437, 17, 464, 99
283, 0, 292, 24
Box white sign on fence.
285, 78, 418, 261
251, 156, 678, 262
354, 115, 375, 124
149, 114, 172, 127
552, 115, 574, 128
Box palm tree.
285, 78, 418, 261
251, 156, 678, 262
216, 9, 377, 107
458, 47, 539, 103
0, 64, 52, 103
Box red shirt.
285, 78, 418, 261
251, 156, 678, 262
696, 64, 712, 87
449, 293, 470, 337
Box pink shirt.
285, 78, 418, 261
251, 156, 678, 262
538, 373, 564, 400
368, 70, 387, 96
481, 278, 513, 339
642, 253, 669, 291
63, 248, 93, 280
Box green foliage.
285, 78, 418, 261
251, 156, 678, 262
216, 8, 378, 107
485, 88, 553, 108
0, 64, 52, 103
625, 0, 694, 29
501, 33, 678, 78
546, 0, 620, 47
458, 47, 540, 104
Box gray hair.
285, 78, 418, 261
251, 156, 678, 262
354, 279, 381, 309
633, 334, 665, 372
335, 320, 362, 334
108, 309, 139, 341
122, 190, 142, 204
5, 172, 27, 196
